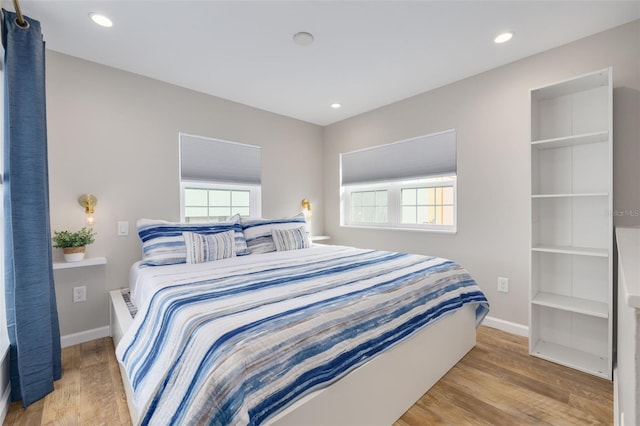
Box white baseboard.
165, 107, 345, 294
0, 379, 10, 425
0, 344, 10, 425
60, 326, 111, 348
481, 315, 528, 337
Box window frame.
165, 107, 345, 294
180, 180, 262, 223
341, 175, 457, 233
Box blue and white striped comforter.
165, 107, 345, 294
117, 245, 489, 425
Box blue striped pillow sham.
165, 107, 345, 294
137, 216, 248, 266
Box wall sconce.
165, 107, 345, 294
78, 194, 98, 226
301, 198, 312, 220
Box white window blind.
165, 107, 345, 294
180, 133, 261, 184
340, 129, 456, 186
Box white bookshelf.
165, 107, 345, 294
529, 68, 613, 379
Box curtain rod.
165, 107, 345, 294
12, 0, 27, 28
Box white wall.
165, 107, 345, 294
323, 20, 640, 327
45, 51, 325, 337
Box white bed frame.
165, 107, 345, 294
110, 289, 477, 425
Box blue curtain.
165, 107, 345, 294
2, 9, 61, 406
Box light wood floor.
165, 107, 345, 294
4, 326, 612, 425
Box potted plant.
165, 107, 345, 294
52, 227, 97, 262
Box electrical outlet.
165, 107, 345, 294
497, 277, 509, 293
73, 286, 86, 303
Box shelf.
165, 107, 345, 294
53, 256, 107, 270
531, 340, 609, 379
531, 193, 608, 199
531, 245, 608, 257
310, 235, 331, 242
531, 292, 608, 318
531, 68, 610, 100
531, 131, 608, 150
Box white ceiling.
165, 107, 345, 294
15, 1, 640, 126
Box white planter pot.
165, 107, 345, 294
63, 247, 86, 262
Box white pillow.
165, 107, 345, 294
183, 230, 236, 264
272, 226, 310, 252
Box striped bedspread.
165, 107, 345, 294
116, 245, 489, 425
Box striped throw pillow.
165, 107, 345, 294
241, 213, 307, 254
137, 216, 247, 266
272, 226, 310, 251
183, 230, 236, 264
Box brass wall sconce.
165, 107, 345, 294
301, 198, 312, 222
301, 198, 311, 213
78, 193, 98, 226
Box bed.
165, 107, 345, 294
110, 217, 488, 425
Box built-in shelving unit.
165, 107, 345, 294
529, 68, 612, 379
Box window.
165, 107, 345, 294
343, 176, 456, 231
180, 133, 261, 222
401, 180, 455, 226
341, 130, 456, 232
351, 189, 388, 224
181, 181, 260, 223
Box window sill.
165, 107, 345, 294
341, 225, 457, 234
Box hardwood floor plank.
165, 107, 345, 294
568, 393, 613, 423
41, 344, 80, 425
468, 342, 612, 405
393, 402, 447, 426
78, 340, 124, 426
104, 339, 130, 425
459, 350, 570, 404
5, 399, 44, 426
4, 327, 612, 426
416, 381, 523, 426
449, 362, 606, 425
397, 327, 613, 425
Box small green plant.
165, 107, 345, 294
52, 227, 97, 248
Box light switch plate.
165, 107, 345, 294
117, 221, 129, 236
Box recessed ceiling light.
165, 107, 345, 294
293, 32, 314, 46
89, 13, 113, 28
494, 32, 513, 44
331, 103, 341, 109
